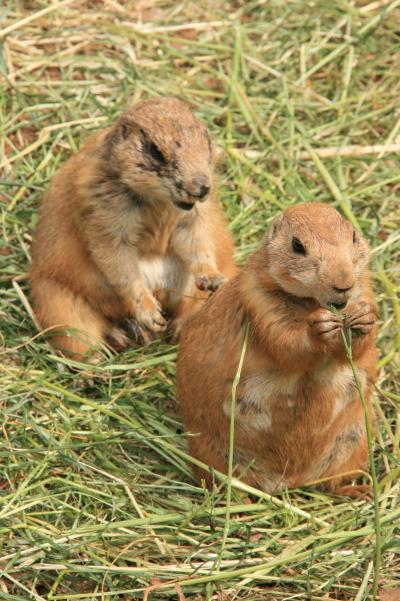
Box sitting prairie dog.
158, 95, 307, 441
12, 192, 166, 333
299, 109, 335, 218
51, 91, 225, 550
177, 203, 377, 496
30, 97, 237, 358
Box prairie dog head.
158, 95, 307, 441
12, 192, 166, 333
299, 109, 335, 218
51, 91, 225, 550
104, 97, 213, 211
264, 203, 370, 310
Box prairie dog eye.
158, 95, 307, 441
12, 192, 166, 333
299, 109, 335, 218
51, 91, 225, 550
353, 230, 357, 244
292, 237, 306, 255
147, 141, 166, 164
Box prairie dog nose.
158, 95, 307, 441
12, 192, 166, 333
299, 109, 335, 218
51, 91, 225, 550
332, 268, 354, 294
333, 284, 354, 294
186, 175, 211, 199
197, 184, 210, 198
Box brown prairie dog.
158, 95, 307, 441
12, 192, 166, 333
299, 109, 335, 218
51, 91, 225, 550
177, 203, 377, 496
30, 97, 237, 359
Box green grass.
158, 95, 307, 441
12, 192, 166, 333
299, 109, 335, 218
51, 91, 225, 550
0, 0, 399, 599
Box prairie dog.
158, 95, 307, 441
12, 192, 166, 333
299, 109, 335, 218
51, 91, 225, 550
177, 203, 377, 496
30, 97, 237, 358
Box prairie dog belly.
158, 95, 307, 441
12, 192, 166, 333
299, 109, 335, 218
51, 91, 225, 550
139, 255, 188, 296
230, 363, 366, 431
227, 364, 367, 490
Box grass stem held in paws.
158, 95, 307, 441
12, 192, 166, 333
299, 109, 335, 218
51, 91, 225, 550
332, 305, 382, 600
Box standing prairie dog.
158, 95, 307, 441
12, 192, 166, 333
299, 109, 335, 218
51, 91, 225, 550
30, 97, 237, 358
177, 203, 377, 496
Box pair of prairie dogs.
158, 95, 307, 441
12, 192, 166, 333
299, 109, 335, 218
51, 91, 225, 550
31, 97, 377, 495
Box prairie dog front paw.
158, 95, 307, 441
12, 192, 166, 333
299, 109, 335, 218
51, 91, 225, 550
344, 301, 376, 335
134, 291, 167, 333
195, 271, 226, 292
308, 308, 342, 341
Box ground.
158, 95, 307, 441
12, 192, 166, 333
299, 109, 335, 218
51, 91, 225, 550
0, 0, 399, 599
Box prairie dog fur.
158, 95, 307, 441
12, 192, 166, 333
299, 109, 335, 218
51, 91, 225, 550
30, 97, 236, 358
177, 203, 377, 495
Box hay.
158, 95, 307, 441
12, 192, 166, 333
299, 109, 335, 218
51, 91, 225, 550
0, 0, 399, 599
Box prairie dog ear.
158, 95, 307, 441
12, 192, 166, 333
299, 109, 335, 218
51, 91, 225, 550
266, 214, 284, 242
102, 115, 139, 159
103, 115, 140, 153
117, 115, 140, 140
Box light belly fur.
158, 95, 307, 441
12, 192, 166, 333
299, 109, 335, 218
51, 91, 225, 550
223, 364, 365, 434
139, 255, 187, 294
